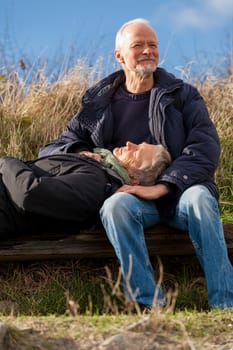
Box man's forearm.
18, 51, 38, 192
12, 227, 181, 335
116, 183, 169, 200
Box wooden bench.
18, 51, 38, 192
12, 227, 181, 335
0, 224, 232, 261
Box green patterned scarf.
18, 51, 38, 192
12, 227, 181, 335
94, 148, 131, 185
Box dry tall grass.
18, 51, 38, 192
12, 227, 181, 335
198, 75, 233, 205
0, 59, 102, 159
0, 61, 232, 204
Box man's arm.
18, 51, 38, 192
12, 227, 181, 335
116, 183, 169, 200
158, 85, 220, 194
39, 112, 94, 157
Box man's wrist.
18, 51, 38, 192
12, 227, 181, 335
157, 181, 180, 196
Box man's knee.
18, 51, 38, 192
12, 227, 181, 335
180, 185, 219, 218
182, 185, 214, 204
100, 192, 137, 216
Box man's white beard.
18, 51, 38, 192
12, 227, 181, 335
133, 55, 158, 77
134, 65, 157, 77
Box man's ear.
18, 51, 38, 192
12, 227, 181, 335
131, 177, 140, 185
129, 172, 140, 185
115, 49, 125, 64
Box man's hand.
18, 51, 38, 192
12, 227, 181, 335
79, 151, 101, 162
116, 183, 169, 200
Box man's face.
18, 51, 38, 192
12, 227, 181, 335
115, 23, 159, 77
113, 141, 158, 170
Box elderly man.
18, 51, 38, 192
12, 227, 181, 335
0, 142, 170, 237
39, 18, 233, 309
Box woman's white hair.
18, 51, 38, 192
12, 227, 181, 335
115, 18, 156, 50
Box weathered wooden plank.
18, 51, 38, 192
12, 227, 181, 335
0, 224, 232, 261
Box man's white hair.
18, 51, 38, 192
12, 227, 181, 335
129, 144, 171, 186
115, 18, 156, 50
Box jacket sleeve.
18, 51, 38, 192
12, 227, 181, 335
158, 84, 220, 194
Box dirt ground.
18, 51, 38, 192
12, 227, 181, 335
1, 310, 233, 350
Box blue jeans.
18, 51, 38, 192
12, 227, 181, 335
100, 185, 233, 309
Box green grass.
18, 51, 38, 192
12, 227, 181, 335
1, 309, 233, 349
0, 256, 212, 316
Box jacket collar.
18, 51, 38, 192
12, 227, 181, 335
81, 68, 183, 117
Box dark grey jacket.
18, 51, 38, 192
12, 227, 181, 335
0, 153, 123, 224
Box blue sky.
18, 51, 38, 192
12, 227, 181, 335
1, 0, 233, 77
